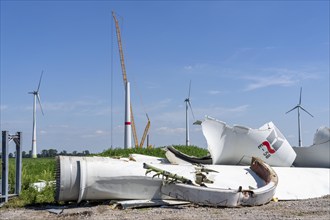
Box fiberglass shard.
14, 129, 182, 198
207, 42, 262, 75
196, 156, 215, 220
201, 116, 296, 167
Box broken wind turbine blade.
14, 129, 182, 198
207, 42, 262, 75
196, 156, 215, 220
55, 156, 278, 207
160, 157, 278, 207
201, 116, 296, 167
163, 150, 330, 200
165, 146, 212, 165
293, 126, 330, 168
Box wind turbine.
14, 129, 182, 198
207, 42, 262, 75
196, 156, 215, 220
184, 80, 195, 146
286, 87, 313, 147
28, 71, 44, 158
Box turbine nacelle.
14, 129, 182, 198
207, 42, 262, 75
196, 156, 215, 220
286, 87, 313, 117
29, 71, 44, 116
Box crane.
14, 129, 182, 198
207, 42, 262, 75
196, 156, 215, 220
140, 114, 150, 148
112, 11, 150, 148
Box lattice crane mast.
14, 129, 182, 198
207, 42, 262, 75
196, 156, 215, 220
140, 114, 150, 148
112, 11, 150, 148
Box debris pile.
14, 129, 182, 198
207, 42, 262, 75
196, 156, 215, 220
55, 116, 330, 208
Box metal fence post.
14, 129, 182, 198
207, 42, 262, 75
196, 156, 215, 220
15, 132, 22, 195
1, 131, 9, 203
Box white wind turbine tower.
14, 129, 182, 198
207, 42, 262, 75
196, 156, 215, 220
184, 80, 195, 146
28, 71, 44, 158
286, 87, 313, 147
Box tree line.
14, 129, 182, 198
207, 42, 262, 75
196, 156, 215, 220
3, 149, 91, 158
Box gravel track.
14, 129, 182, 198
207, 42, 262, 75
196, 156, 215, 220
1, 195, 329, 220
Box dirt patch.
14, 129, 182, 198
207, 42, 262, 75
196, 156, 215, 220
1, 195, 329, 220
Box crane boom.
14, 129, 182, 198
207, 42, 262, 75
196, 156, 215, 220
140, 115, 150, 148
112, 11, 139, 148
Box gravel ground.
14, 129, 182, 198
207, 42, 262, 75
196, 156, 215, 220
1, 195, 329, 220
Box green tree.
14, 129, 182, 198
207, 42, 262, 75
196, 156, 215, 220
59, 150, 67, 155
83, 150, 90, 155
41, 149, 49, 157
48, 149, 58, 157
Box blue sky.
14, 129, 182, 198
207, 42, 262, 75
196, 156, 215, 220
1, 1, 329, 154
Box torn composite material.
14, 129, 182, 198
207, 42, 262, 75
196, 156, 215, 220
111, 199, 190, 209
200, 116, 330, 168
158, 157, 278, 207
201, 116, 296, 167
293, 126, 330, 168
55, 156, 277, 207
165, 148, 330, 200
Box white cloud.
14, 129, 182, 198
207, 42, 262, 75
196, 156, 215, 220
224, 47, 254, 63
207, 90, 221, 95
42, 99, 104, 111
0, 105, 8, 111
147, 98, 172, 112
81, 129, 109, 138
183, 63, 208, 72
243, 74, 297, 91
184, 65, 193, 70
24, 98, 111, 116
48, 124, 69, 128
145, 81, 160, 89
225, 105, 249, 113
201, 105, 250, 117
95, 130, 106, 134
172, 105, 249, 125
240, 67, 320, 91
156, 127, 185, 135
151, 110, 184, 124
149, 104, 249, 136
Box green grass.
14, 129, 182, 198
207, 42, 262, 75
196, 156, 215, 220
99, 146, 166, 158
0, 158, 56, 207
170, 145, 209, 157
99, 145, 208, 158
0, 145, 208, 207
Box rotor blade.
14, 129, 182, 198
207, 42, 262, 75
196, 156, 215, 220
286, 106, 298, 114
188, 80, 191, 99
37, 70, 44, 92
188, 101, 195, 121
37, 93, 44, 115
299, 87, 302, 105
300, 106, 313, 117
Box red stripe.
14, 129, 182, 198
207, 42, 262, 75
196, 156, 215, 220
125, 122, 131, 125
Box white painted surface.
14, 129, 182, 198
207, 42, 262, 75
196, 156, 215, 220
293, 126, 330, 168
56, 156, 329, 203
201, 116, 296, 166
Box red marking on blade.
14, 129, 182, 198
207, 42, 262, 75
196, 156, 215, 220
262, 141, 276, 154
125, 122, 131, 125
